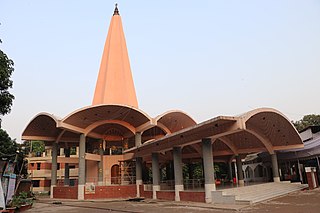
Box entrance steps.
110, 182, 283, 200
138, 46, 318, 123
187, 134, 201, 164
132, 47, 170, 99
212, 182, 308, 205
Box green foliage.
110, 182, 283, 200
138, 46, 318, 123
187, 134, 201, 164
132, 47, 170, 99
183, 162, 203, 180
70, 147, 76, 155
0, 128, 17, 160
31, 140, 45, 154
0, 41, 15, 121
293, 114, 320, 132
0, 129, 28, 175
10, 191, 32, 208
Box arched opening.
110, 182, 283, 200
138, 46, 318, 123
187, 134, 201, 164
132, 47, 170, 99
254, 164, 264, 178
245, 166, 254, 181
111, 164, 120, 184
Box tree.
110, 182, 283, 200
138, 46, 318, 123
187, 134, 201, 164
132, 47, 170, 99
293, 114, 320, 132
0, 39, 15, 125
31, 141, 45, 156
0, 128, 18, 161
0, 130, 29, 176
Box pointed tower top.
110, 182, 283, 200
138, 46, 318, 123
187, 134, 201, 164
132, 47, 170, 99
92, 5, 138, 108
113, 3, 119, 16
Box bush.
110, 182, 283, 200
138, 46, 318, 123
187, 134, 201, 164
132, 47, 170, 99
9, 192, 33, 208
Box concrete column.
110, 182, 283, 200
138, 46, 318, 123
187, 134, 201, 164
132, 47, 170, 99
152, 153, 160, 199
202, 138, 215, 203
64, 147, 70, 186
50, 143, 58, 198
98, 142, 104, 185
135, 132, 142, 147
173, 147, 183, 201
234, 161, 238, 183
60, 148, 65, 156
316, 157, 320, 182
297, 159, 303, 183
236, 155, 244, 186
136, 157, 143, 197
135, 132, 143, 197
78, 134, 86, 200
271, 153, 280, 182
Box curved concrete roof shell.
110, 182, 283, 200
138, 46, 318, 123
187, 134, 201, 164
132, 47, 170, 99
22, 108, 303, 160
155, 110, 196, 134
22, 104, 198, 144
22, 113, 61, 141
127, 108, 303, 159
62, 104, 152, 130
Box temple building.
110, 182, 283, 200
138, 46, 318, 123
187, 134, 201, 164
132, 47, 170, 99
23, 5, 305, 203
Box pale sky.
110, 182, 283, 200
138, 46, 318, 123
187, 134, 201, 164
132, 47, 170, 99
1, 1, 320, 142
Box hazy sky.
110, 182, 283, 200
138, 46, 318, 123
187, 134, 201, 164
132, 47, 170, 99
1, 1, 320, 142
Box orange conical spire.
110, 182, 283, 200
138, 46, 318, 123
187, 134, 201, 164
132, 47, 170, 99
92, 4, 138, 108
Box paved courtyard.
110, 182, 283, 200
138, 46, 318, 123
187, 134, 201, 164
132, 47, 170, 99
27, 188, 320, 213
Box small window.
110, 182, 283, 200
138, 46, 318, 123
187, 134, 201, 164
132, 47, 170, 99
69, 179, 75, 186
37, 163, 41, 170
69, 165, 76, 169
57, 163, 60, 170
32, 180, 40, 187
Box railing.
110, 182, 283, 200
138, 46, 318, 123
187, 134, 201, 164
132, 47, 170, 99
54, 177, 205, 190
85, 176, 135, 185
184, 179, 204, 190
110, 176, 136, 185
160, 180, 175, 190
143, 179, 205, 191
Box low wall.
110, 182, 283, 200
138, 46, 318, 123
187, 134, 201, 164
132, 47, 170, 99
143, 190, 152, 199
84, 185, 136, 200
179, 191, 205, 203
156, 191, 175, 201
53, 186, 78, 199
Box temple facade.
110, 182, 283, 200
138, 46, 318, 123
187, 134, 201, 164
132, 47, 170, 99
23, 5, 304, 203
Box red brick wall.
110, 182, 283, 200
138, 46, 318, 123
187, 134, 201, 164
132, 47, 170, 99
84, 185, 136, 200
44, 180, 51, 187
28, 163, 52, 170
28, 163, 36, 170
179, 191, 205, 203
306, 172, 319, 189
139, 185, 144, 197
40, 180, 51, 187
156, 191, 175, 201
143, 190, 152, 199
41, 163, 52, 170
53, 186, 78, 199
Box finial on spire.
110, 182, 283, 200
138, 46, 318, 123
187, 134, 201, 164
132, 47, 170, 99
113, 3, 119, 16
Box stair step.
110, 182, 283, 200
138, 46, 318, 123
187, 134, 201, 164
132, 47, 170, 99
214, 182, 308, 205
